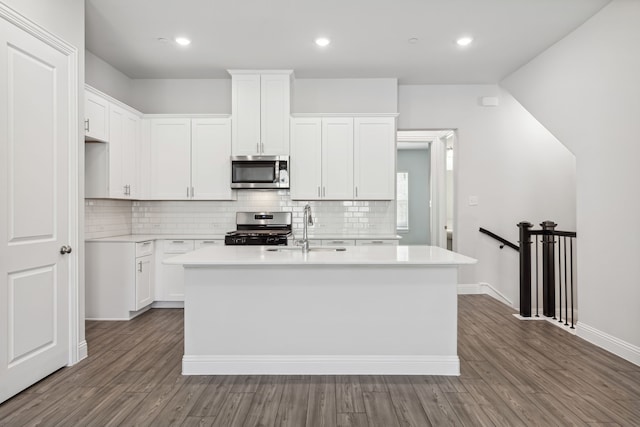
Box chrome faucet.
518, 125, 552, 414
301, 203, 314, 252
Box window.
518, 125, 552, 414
397, 172, 409, 231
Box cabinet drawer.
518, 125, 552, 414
355, 239, 398, 246
195, 239, 223, 249
163, 240, 195, 254
135, 241, 154, 257
321, 239, 356, 246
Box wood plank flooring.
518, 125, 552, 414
1, 295, 639, 426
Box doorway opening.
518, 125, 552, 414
396, 130, 456, 249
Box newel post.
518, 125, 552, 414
540, 220, 557, 318
518, 222, 532, 317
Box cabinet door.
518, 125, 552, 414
322, 118, 354, 200
290, 118, 322, 200
260, 74, 290, 155
135, 254, 154, 310
231, 74, 261, 155
85, 90, 109, 142
158, 240, 195, 301
108, 104, 125, 198
122, 112, 139, 198
354, 117, 396, 200
150, 118, 192, 199
191, 118, 233, 200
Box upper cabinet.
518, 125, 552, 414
290, 115, 396, 201
85, 86, 141, 199
85, 89, 109, 142
148, 117, 233, 200
353, 117, 396, 200
230, 70, 292, 156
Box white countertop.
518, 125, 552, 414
86, 233, 402, 243
86, 234, 227, 243
164, 245, 476, 267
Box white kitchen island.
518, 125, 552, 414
165, 245, 476, 376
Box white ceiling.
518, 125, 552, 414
85, 0, 610, 84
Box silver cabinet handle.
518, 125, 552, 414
138, 261, 142, 272
142, 241, 151, 246
261, 142, 265, 153
371, 240, 384, 244
85, 119, 90, 132
191, 187, 194, 198
323, 187, 326, 197
202, 240, 215, 244
60, 245, 72, 254
332, 240, 344, 244
187, 187, 190, 198
317, 186, 320, 197
257, 142, 260, 153
355, 186, 358, 198
172, 240, 184, 243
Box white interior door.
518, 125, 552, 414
0, 15, 72, 403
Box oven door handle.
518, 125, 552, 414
274, 160, 280, 184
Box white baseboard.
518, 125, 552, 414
578, 323, 640, 367
457, 282, 513, 307
182, 355, 460, 376
78, 340, 88, 361
152, 301, 184, 309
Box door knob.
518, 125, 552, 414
60, 245, 72, 255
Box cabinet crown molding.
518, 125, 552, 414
291, 113, 399, 118
228, 69, 294, 78
85, 84, 143, 117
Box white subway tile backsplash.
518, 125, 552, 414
86, 191, 395, 238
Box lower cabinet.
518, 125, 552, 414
355, 239, 398, 246
156, 240, 195, 302
86, 240, 155, 320
155, 239, 224, 302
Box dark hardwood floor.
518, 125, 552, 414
1, 295, 639, 426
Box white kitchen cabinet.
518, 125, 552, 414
354, 117, 396, 200
191, 119, 233, 200
149, 117, 233, 200
290, 118, 322, 200
156, 239, 195, 301
86, 240, 155, 320
290, 117, 353, 200
195, 239, 224, 249
323, 118, 355, 199
85, 94, 141, 199
321, 239, 356, 246
149, 118, 192, 199
355, 239, 399, 246
291, 116, 395, 201
230, 70, 292, 156
85, 89, 109, 142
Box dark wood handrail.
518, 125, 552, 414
479, 227, 520, 251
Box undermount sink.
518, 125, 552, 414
265, 247, 347, 252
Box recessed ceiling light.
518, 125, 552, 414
175, 37, 191, 46
315, 37, 330, 47
408, 38, 419, 44
456, 36, 473, 47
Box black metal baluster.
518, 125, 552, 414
518, 222, 533, 317
570, 238, 575, 329
535, 235, 539, 317
541, 221, 557, 318
557, 234, 562, 322
564, 236, 569, 326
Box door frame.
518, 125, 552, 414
0, 3, 82, 365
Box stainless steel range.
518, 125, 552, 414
224, 212, 292, 246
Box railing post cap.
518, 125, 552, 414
517, 221, 533, 228
540, 220, 558, 228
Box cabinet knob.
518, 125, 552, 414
60, 245, 72, 255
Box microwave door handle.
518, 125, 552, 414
275, 162, 280, 183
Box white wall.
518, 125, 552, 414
399, 85, 576, 305
86, 50, 134, 106
3, 0, 86, 356
502, 0, 640, 359
293, 79, 398, 113
132, 79, 231, 114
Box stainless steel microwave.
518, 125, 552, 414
231, 155, 289, 189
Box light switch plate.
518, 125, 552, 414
468, 196, 479, 206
